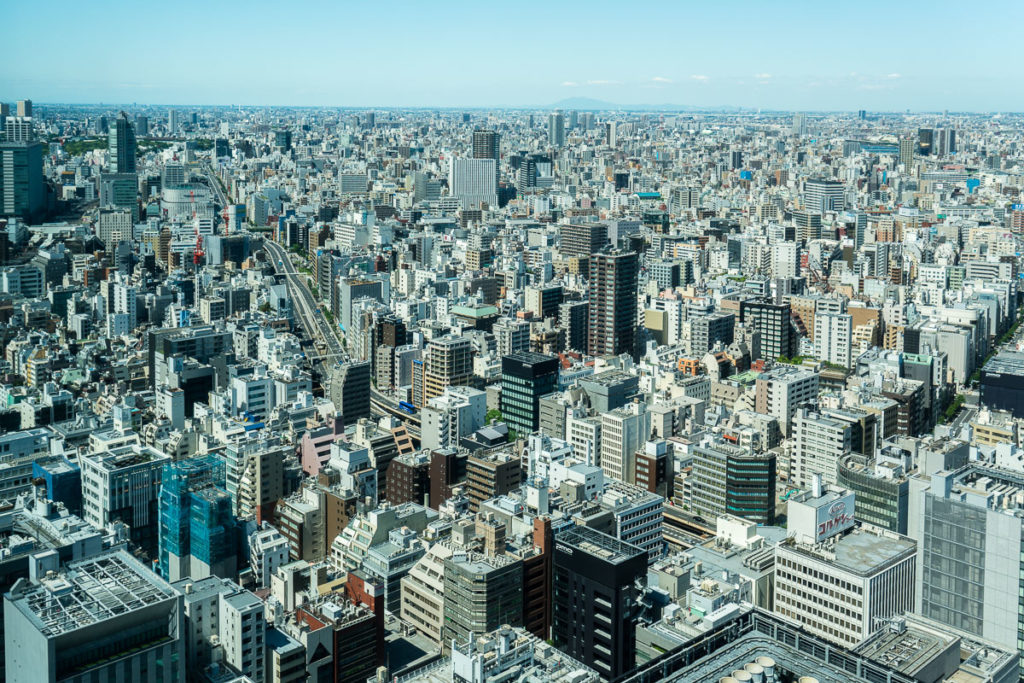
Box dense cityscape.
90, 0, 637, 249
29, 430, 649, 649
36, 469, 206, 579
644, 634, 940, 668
1, 91, 1024, 683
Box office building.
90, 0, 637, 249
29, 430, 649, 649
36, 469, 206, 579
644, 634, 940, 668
548, 112, 565, 147
80, 444, 170, 555
0, 141, 45, 222
421, 335, 474, 405
172, 576, 265, 682
561, 223, 609, 258
740, 299, 795, 360
691, 441, 777, 525
465, 450, 521, 512
600, 400, 651, 484
5, 549, 185, 683
754, 366, 819, 438
775, 487, 916, 647
552, 526, 647, 681
790, 407, 853, 489
980, 351, 1024, 418
450, 157, 497, 209
500, 351, 559, 435
442, 551, 523, 650
804, 178, 845, 213
588, 250, 639, 359
108, 111, 136, 174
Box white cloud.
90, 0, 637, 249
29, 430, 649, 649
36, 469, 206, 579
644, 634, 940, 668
886, 73, 901, 79
561, 81, 579, 87
651, 76, 672, 83
754, 73, 772, 79
690, 74, 709, 81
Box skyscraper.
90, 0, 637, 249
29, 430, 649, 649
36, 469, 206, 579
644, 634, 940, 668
450, 156, 497, 209
0, 141, 45, 222
500, 351, 559, 435
168, 108, 180, 134
548, 112, 565, 147
108, 111, 137, 174
899, 137, 915, 170
804, 178, 845, 213
472, 128, 500, 183
739, 298, 796, 360
552, 526, 646, 681
15, 100, 31, 117
588, 250, 639, 359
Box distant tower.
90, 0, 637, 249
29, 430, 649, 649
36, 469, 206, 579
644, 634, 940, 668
472, 129, 500, 183
109, 112, 137, 174
168, 109, 180, 134
548, 112, 565, 147
791, 113, 807, 137
16, 100, 31, 117
588, 250, 639, 359
899, 137, 915, 171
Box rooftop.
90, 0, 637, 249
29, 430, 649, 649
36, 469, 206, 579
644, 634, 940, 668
10, 550, 179, 637
556, 526, 644, 564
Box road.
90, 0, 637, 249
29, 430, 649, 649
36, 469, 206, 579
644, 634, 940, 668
202, 163, 229, 208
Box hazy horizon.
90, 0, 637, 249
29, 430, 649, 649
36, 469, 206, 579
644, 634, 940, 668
5, 0, 1023, 111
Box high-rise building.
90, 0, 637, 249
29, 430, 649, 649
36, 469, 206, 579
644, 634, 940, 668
561, 223, 609, 258
804, 178, 845, 213
421, 335, 474, 405
5, 549, 186, 683
899, 137, 915, 170
159, 455, 236, 582
791, 113, 807, 137
600, 401, 651, 483
329, 360, 372, 426
4, 117, 33, 142
548, 112, 565, 147
15, 100, 31, 117
588, 250, 639, 359
135, 114, 149, 136
917, 127, 934, 155
168, 108, 180, 134
754, 366, 819, 438
442, 551, 523, 650
450, 157, 497, 209
108, 111, 137, 174
775, 487, 916, 647
691, 441, 777, 525
472, 128, 500, 183
814, 311, 853, 368
500, 351, 559, 436
790, 407, 853, 489
552, 526, 646, 681
0, 141, 45, 222
739, 299, 796, 360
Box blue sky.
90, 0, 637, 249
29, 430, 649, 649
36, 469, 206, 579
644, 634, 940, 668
3, 0, 1021, 110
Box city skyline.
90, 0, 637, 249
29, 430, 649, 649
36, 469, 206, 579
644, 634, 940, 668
4, 0, 1023, 111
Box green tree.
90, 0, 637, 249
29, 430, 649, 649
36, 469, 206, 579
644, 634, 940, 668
485, 409, 502, 424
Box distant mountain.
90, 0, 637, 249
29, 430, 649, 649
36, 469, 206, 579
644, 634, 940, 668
546, 97, 745, 112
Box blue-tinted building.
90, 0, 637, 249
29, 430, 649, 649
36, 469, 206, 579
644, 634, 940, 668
158, 455, 236, 582
32, 456, 82, 515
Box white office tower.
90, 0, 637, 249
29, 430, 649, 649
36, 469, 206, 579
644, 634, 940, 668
450, 157, 497, 209
814, 311, 853, 368
774, 484, 916, 647
600, 401, 651, 484
770, 241, 799, 278
5, 550, 186, 683
172, 576, 266, 683
791, 407, 853, 489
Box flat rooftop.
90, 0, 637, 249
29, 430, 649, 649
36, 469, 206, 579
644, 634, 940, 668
557, 526, 644, 564
831, 529, 916, 575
